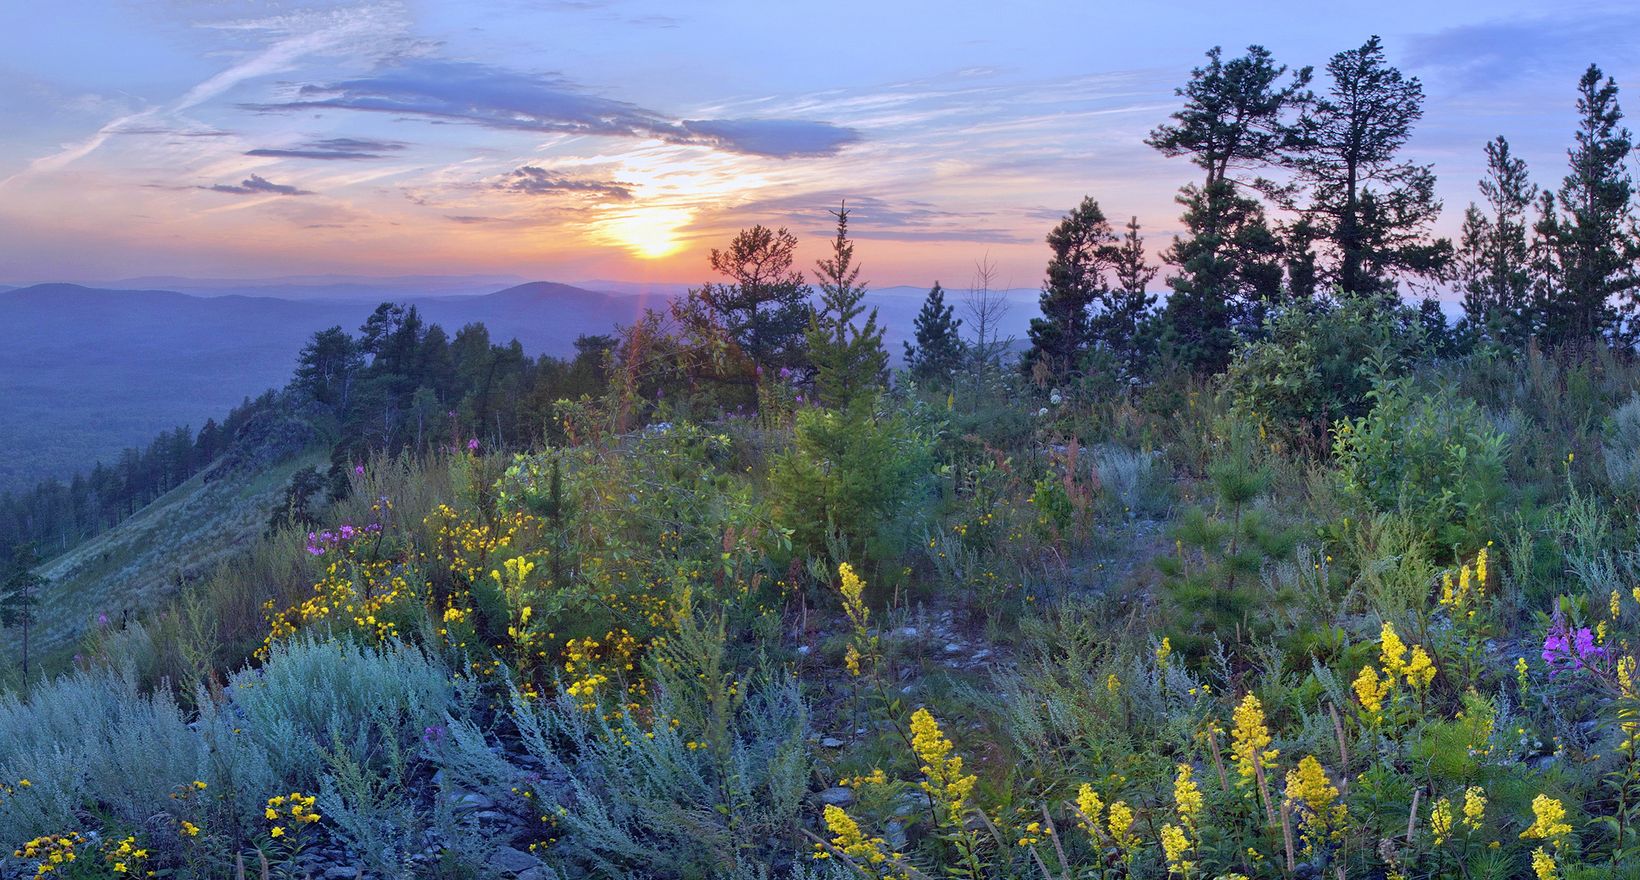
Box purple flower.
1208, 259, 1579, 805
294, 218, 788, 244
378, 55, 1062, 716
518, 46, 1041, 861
467, 438, 480, 452
354, 464, 365, 476
339, 524, 356, 541
97, 613, 109, 627
422, 724, 447, 745
779, 366, 792, 380
1543, 615, 1606, 672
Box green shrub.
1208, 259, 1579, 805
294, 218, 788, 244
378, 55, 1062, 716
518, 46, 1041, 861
1333, 377, 1509, 557
1228, 297, 1430, 446
768, 398, 936, 571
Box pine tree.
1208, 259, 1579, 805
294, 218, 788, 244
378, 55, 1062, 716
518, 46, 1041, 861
696, 225, 814, 376
1159, 182, 1285, 374
1025, 197, 1115, 379
904, 282, 964, 387
1458, 136, 1538, 347
1281, 36, 1451, 296
1147, 45, 1308, 373
0, 542, 45, 689
1536, 65, 1638, 344
1094, 216, 1159, 380
806, 203, 887, 409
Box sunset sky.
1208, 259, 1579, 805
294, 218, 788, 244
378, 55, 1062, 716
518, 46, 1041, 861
2, 0, 1637, 291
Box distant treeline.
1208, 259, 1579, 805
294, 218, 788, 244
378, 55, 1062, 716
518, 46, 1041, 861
0, 395, 272, 561
1, 308, 611, 565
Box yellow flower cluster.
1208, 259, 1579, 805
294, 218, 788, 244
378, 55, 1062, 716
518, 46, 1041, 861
1159, 822, 1193, 876
1174, 763, 1203, 826
265, 791, 321, 840
838, 563, 879, 678
1520, 794, 1571, 843
12, 832, 83, 876
1230, 694, 1278, 785
105, 836, 149, 875
814, 804, 905, 878
1439, 545, 1488, 617
909, 708, 977, 820
1355, 621, 1435, 721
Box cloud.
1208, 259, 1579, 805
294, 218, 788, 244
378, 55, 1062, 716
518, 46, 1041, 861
202, 174, 314, 196
1406, 12, 1640, 89
245, 136, 410, 160
244, 59, 860, 158
495, 165, 633, 200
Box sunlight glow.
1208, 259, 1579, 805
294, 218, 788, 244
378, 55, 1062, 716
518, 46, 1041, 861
596, 205, 696, 259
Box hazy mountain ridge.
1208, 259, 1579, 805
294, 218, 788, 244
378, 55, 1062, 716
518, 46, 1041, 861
0, 278, 1038, 494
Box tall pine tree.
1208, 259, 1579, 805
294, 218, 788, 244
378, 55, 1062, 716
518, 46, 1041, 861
806, 203, 887, 409
1025, 197, 1114, 380
1094, 216, 1159, 380
1458, 136, 1537, 347
696, 225, 813, 375
904, 282, 964, 387
1536, 65, 1638, 344
1281, 36, 1451, 296
1147, 45, 1307, 373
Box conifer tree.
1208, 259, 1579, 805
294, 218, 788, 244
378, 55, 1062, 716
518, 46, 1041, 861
1458, 136, 1538, 347
806, 203, 887, 408
904, 282, 964, 387
1025, 197, 1114, 379
1094, 216, 1159, 380
696, 225, 813, 376
1281, 36, 1451, 296
0, 542, 45, 689
1147, 45, 1308, 373
1536, 65, 1638, 344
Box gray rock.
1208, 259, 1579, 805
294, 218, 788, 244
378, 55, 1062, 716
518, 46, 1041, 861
820, 737, 845, 748
487, 845, 541, 874
816, 786, 857, 807
323, 869, 359, 879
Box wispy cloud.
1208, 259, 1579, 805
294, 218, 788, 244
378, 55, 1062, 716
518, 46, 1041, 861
246, 136, 409, 160
244, 59, 861, 158
203, 174, 314, 196
495, 165, 633, 200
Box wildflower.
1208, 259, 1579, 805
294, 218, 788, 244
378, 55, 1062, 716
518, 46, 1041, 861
270, 826, 285, 838
1230, 693, 1277, 784
1106, 800, 1137, 849
1542, 615, 1605, 672
821, 804, 888, 866
1106, 672, 1121, 695
1159, 823, 1193, 875
1380, 621, 1409, 678
1520, 794, 1571, 843
1614, 590, 1624, 620
1354, 665, 1389, 718
1431, 797, 1453, 845
1463, 787, 1486, 830
1156, 637, 1172, 665
1076, 783, 1104, 829
1174, 763, 1203, 826
1404, 645, 1436, 688
179, 821, 200, 838
909, 708, 977, 819
1531, 846, 1558, 880
1516, 656, 1530, 690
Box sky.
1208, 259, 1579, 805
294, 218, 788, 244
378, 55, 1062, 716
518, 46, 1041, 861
1, 0, 1637, 293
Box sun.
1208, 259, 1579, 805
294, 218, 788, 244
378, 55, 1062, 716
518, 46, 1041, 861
597, 206, 695, 259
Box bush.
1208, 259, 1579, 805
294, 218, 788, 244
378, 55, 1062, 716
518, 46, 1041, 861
768, 398, 936, 571
1333, 377, 1509, 558
1229, 297, 1430, 447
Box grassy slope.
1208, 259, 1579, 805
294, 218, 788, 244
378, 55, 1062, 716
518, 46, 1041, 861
31, 448, 327, 655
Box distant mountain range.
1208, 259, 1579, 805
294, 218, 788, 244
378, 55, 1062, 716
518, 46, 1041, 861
0, 277, 1038, 494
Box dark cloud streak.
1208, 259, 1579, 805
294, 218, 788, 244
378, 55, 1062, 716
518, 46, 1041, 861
201, 174, 313, 196
243, 59, 859, 158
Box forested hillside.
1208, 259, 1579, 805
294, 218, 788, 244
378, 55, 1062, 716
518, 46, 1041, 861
4, 37, 1640, 880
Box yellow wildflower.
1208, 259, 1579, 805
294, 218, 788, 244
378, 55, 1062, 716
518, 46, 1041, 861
909, 708, 977, 819
1431, 797, 1453, 845
1230, 694, 1277, 783
1106, 800, 1137, 849
1354, 665, 1389, 718
1160, 822, 1193, 875
1174, 763, 1203, 826
1520, 794, 1571, 842
1380, 621, 1409, 678
1463, 787, 1486, 830
1531, 846, 1558, 880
